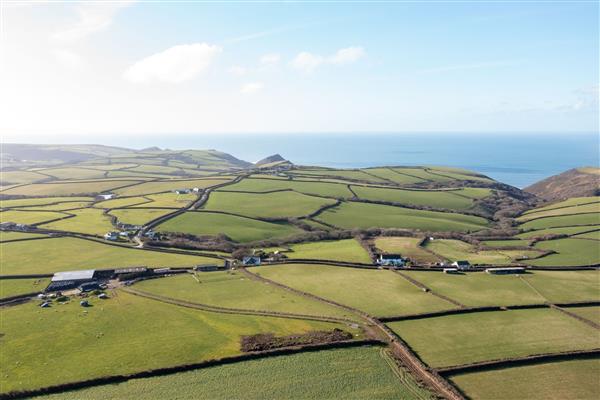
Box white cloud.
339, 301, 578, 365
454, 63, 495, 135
124, 43, 221, 84
290, 46, 365, 73
290, 52, 324, 73
260, 53, 281, 65
228, 65, 247, 76
51, 1, 136, 43
328, 46, 365, 65
420, 60, 523, 74
53, 49, 85, 69
240, 82, 264, 94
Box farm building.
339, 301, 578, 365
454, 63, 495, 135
242, 256, 261, 266
194, 264, 223, 272
376, 254, 405, 267
486, 267, 526, 275
192, 187, 200, 193
104, 232, 119, 241
98, 193, 116, 200
451, 260, 472, 270
114, 267, 148, 275
174, 189, 191, 194
46, 269, 97, 292
154, 268, 171, 274
79, 282, 101, 292
443, 268, 460, 274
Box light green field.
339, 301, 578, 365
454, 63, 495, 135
108, 208, 175, 226
285, 239, 372, 263
517, 225, 600, 238
388, 308, 600, 368
568, 306, 600, 325
37, 346, 432, 400
15, 201, 93, 211
38, 208, 114, 235
523, 196, 600, 215
363, 168, 425, 184
0, 237, 220, 275
449, 358, 600, 400
0, 231, 48, 241
135, 272, 357, 320
0, 278, 49, 298
292, 169, 389, 183
0, 210, 66, 225
0, 170, 48, 184
221, 178, 353, 198
518, 202, 600, 222
127, 164, 182, 174
132, 192, 197, 208
113, 179, 231, 196
1, 196, 94, 208
157, 212, 302, 243
1, 290, 347, 394
424, 239, 540, 264
106, 170, 175, 179
480, 239, 531, 248
402, 271, 545, 307
373, 237, 442, 264
0, 180, 141, 196
350, 186, 483, 210
95, 196, 151, 208
574, 230, 600, 240
204, 191, 336, 219
40, 167, 107, 180
520, 213, 600, 230
80, 163, 138, 171
530, 238, 600, 266
521, 270, 600, 303
316, 202, 489, 232
254, 264, 455, 317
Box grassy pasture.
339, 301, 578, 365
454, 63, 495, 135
449, 358, 600, 400
0, 170, 48, 184
350, 186, 480, 210
402, 271, 545, 307
291, 169, 389, 183
480, 239, 531, 248
135, 272, 357, 320
529, 238, 600, 266
127, 164, 182, 174
221, 178, 353, 198
40, 167, 107, 180
36, 346, 432, 400
113, 178, 231, 196
0, 210, 67, 225
78, 163, 138, 171
0, 237, 219, 275
157, 212, 302, 243
517, 225, 600, 238
518, 202, 600, 222
0, 180, 141, 196
132, 192, 197, 208
106, 170, 175, 179
95, 196, 151, 208
427, 170, 492, 182
316, 202, 489, 232
0, 290, 346, 394
523, 196, 600, 215
0, 278, 50, 298
574, 230, 600, 240
521, 270, 600, 303
204, 191, 336, 219
15, 201, 93, 211
363, 168, 425, 184
254, 264, 455, 317
285, 239, 372, 263
108, 208, 175, 226
568, 306, 600, 325
373, 237, 442, 264
520, 213, 600, 230
0, 196, 93, 208
388, 308, 600, 368
425, 239, 541, 264
0, 231, 48, 241
38, 208, 114, 235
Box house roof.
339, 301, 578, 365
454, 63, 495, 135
380, 254, 402, 259
52, 269, 95, 282
454, 260, 470, 265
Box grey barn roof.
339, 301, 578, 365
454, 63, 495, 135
52, 269, 95, 282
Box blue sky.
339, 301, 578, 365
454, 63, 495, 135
1, 1, 598, 139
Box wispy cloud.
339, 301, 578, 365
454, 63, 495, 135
328, 46, 365, 65
240, 82, 264, 94
124, 43, 221, 84
228, 65, 247, 76
290, 46, 366, 73
260, 53, 281, 65
420, 60, 523, 74
290, 52, 324, 73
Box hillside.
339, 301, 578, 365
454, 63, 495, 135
525, 167, 600, 201
256, 154, 287, 166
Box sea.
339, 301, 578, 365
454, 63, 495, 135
107, 132, 599, 189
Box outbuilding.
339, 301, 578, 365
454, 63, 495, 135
242, 256, 261, 266
376, 254, 405, 267
486, 267, 526, 275
98, 193, 116, 200
47, 269, 97, 292
451, 260, 471, 270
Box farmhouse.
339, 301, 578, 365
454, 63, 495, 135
98, 193, 116, 200
242, 256, 261, 266
452, 260, 471, 270
443, 268, 459, 274
486, 267, 526, 275
192, 187, 200, 193
47, 269, 97, 292
104, 232, 119, 241
376, 254, 405, 267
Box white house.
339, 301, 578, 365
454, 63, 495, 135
451, 260, 471, 270
104, 232, 119, 241
98, 193, 116, 200
376, 254, 405, 267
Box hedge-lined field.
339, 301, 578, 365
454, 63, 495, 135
1, 290, 347, 394
518, 202, 600, 222
113, 178, 232, 196
0, 210, 67, 225
530, 238, 600, 266
522, 196, 600, 215
350, 186, 483, 210
0, 180, 141, 196
284, 239, 372, 264
0, 278, 50, 298
221, 178, 354, 199
520, 213, 600, 230
0, 237, 220, 275
157, 212, 302, 242
424, 239, 540, 264
520, 270, 600, 303
373, 237, 442, 264
1, 196, 94, 208
388, 308, 600, 368
131, 192, 197, 208
108, 208, 175, 226
517, 225, 600, 238
38, 208, 114, 235
254, 264, 454, 317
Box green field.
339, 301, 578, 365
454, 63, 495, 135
574, 230, 600, 240
37, 346, 433, 400
424, 239, 540, 264
373, 237, 442, 264
222, 178, 353, 198
95, 196, 151, 208
388, 308, 600, 368
0, 231, 48, 241
518, 202, 600, 222
0, 170, 48, 185
520, 213, 600, 230
0, 278, 49, 298
113, 178, 231, 196
134, 272, 357, 320
1, 290, 348, 393
285, 239, 372, 263
14, 201, 93, 211
38, 208, 114, 235
402, 271, 545, 307
157, 212, 302, 242
315, 202, 489, 232
0, 237, 221, 275
480, 239, 531, 248
350, 186, 485, 210
204, 191, 336, 219
568, 306, 600, 325
523, 196, 600, 215
363, 168, 425, 184
0, 180, 141, 196
41, 167, 107, 180
0, 210, 67, 225
108, 208, 175, 226
517, 225, 600, 238
291, 169, 389, 183
1, 196, 94, 208
132, 192, 197, 208
530, 238, 600, 266
254, 264, 455, 317
520, 270, 600, 303
449, 358, 600, 400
